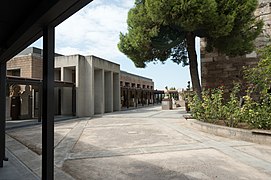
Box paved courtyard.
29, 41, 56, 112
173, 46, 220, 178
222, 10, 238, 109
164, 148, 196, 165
2, 106, 271, 179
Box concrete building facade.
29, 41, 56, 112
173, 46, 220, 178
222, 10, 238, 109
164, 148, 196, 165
55, 55, 120, 117
6, 47, 156, 119
120, 71, 154, 108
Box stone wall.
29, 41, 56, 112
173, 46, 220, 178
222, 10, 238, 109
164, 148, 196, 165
7, 54, 43, 79
201, 52, 258, 92
7, 55, 32, 78
201, 0, 271, 91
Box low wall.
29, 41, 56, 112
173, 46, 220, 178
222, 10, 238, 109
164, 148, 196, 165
185, 118, 271, 146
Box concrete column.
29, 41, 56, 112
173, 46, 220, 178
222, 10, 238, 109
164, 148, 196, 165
94, 69, 104, 114
60, 67, 64, 81
61, 67, 73, 115
83, 57, 92, 117
113, 73, 120, 111
20, 85, 32, 119
32, 89, 35, 118
104, 71, 113, 113
6, 97, 11, 120
78, 57, 88, 117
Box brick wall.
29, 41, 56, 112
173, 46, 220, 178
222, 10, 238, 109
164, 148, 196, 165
7, 55, 33, 78
7, 54, 43, 79
201, 52, 258, 92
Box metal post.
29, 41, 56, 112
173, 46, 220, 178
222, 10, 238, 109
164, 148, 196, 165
0, 62, 6, 167
42, 26, 55, 180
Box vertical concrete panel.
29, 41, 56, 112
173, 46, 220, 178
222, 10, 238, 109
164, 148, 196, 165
104, 71, 113, 113
60, 67, 64, 81
61, 67, 73, 115
84, 56, 93, 116
90, 57, 95, 116
113, 73, 120, 111
77, 58, 85, 117
94, 69, 104, 114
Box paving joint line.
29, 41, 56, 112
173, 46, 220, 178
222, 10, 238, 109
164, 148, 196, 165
158, 118, 271, 173
54, 119, 88, 168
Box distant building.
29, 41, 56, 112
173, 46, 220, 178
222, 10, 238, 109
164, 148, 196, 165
120, 71, 154, 108
6, 47, 155, 120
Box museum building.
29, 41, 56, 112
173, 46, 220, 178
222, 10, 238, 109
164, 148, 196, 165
6, 47, 155, 120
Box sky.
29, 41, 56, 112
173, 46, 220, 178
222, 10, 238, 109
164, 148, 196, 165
31, 0, 201, 90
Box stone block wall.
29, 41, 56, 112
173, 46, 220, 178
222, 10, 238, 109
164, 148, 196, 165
7, 55, 32, 78
201, 52, 258, 92
7, 54, 43, 79
201, 0, 271, 92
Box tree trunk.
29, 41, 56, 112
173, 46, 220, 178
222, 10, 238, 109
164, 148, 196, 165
186, 32, 202, 100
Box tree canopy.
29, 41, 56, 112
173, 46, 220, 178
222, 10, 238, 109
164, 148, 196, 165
118, 0, 263, 98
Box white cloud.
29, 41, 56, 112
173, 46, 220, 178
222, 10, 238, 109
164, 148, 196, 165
30, 0, 192, 90
57, 47, 88, 56
55, 0, 134, 60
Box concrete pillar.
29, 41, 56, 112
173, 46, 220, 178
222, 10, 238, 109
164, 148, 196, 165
94, 69, 104, 114
6, 97, 11, 120
113, 73, 120, 111
20, 85, 32, 119
32, 89, 35, 118
61, 67, 73, 115
104, 71, 113, 113
60, 67, 64, 81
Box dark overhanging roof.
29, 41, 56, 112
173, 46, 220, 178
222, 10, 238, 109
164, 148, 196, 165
6, 75, 75, 87
0, 0, 93, 63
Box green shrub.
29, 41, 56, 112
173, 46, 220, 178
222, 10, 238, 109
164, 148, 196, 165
189, 84, 271, 129
190, 86, 225, 124
190, 45, 271, 130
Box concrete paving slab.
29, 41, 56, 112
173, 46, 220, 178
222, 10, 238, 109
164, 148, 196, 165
72, 124, 197, 153
234, 145, 271, 163
0, 150, 38, 180
3, 106, 271, 179
63, 149, 271, 180
7, 120, 77, 155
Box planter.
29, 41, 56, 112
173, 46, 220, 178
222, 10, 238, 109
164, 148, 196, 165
184, 117, 271, 146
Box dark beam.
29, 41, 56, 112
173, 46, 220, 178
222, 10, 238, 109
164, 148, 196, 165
42, 26, 55, 179
0, 0, 93, 63
7, 76, 42, 85
0, 62, 6, 167
6, 76, 75, 87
